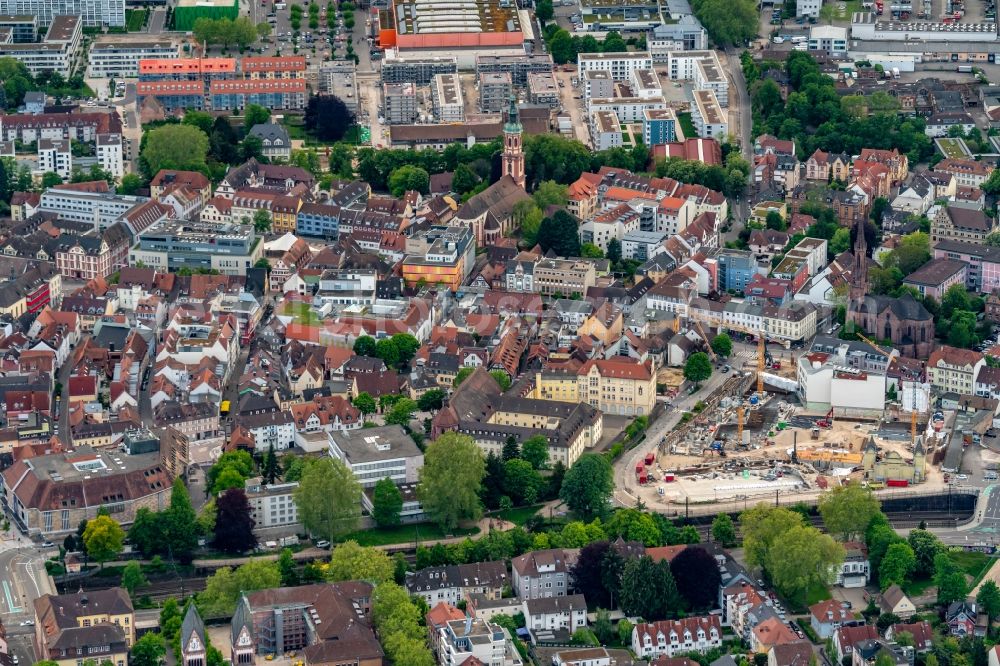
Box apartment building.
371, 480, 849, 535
209, 78, 307, 111
406, 561, 508, 606
648, 16, 708, 59
383, 82, 418, 124
244, 477, 299, 529
0, 0, 123, 26
480, 71, 513, 113
431, 73, 464, 122
927, 345, 985, 395
86, 38, 177, 77
632, 617, 724, 659
40, 187, 145, 229
0, 14, 37, 42
577, 51, 653, 81
527, 71, 559, 107
643, 107, 679, 145
401, 224, 476, 291
476, 53, 554, 85
33, 589, 134, 666
37, 138, 71, 179
511, 549, 570, 599
667, 50, 729, 105
438, 617, 524, 666
591, 110, 623, 151
96, 133, 124, 179
584, 70, 614, 101
382, 55, 456, 84
691, 89, 727, 139
935, 158, 994, 188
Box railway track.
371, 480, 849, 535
688, 510, 968, 538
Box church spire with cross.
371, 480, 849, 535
501, 94, 525, 190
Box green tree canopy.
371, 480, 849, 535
878, 542, 916, 590
141, 124, 209, 177
372, 477, 403, 527
388, 165, 429, 197
684, 352, 712, 385
817, 483, 881, 540
328, 541, 395, 584
521, 435, 550, 469
199, 560, 281, 615
710, 334, 733, 358
293, 457, 362, 541
711, 513, 737, 547
82, 515, 125, 567
560, 453, 614, 521
418, 432, 486, 530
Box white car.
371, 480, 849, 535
957, 474, 969, 480
314, 539, 331, 549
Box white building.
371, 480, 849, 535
0, 0, 123, 27
85, 38, 177, 77
96, 133, 123, 179
39, 187, 146, 230
577, 51, 653, 81
797, 349, 887, 417
0, 15, 82, 77
237, 409, 296, 452
244, 477, 299, 529
315, 269, 377, 306
431, 73, 464, 123
632, 617, 724, 659
850, 11, 1000, 42
797, 0, 822, 17
522, 595, 588, 642
327, 424, 424, 488
631, 68, 663, 100
666, 51, 729, 106
690, 89, 727, 139
590, 110, 622, 151
37, 138, 71, 179
438, 618, 523, 666
648, 17, 708, 60
808, 25, 848, 55
589, 95, 667, 123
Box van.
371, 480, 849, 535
791, 35, 807, 43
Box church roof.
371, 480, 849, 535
181, 603, 205, 654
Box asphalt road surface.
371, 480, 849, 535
0, 542, 54, 666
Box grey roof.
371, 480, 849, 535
248, 122, 291, 145
329, 424, 421, 464
181, 603, 205, 654
524, 594, 587, 616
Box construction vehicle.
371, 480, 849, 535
816, 407, 834, 429
693, 320, 718, 362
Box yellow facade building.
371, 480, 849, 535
34, 588, 134, 666
533, 358, 657, 417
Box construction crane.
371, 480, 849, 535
693, 320, 718, 362
856, 333, 918, 444
704, 320, 770, 396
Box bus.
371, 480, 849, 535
220, 400, 231, 416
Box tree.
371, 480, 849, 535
604, 509, 661, 547
130, 632, 166, 666
417, 388, 445, 411
620, 556, 681, 619
934, 552, 968, 604
741, 505, 805, 570
328, 541, 395, 584
710, 334, 733, 358
607, 238, 622, 264
418, 432, 486, 530
129, 507, 166, 557
818, 483, 881, 540
537, 210, 581, 257
199, 560, 281, 615
372, 477, 403, 527
451, 163, 480, 195
244, 104, 271, 128
536, 0, 554, 21
671, 546, 723, 610
878, 542, 916, 590
252, 209, 271, 233
120, 560, 148, 595
830, 227, 852, 255
375, 337, 401, 368
391, 334, 421, 367
711, 513, 737, 547
40, 171, 63, 188
294, 457, 362, 541
684, 352, 712, 385
977, 580, 1000, 625
571, 541, 615, 608
503, 458, 542, 505
490, 370, 512, 391
766, 525, 844, 602
521, 435, 549, 469
690, 0, 758, 46
561, 454, 614, 520
983, 168, 1000, 196
213, 489, 257, 554
581, 243, 604, 259
141, 124, 209, 177
765, 210, 786, 231
354, 335, 377, 357
384, 398, 417, 427
593, 608, 614, 644
907, 529, 944, 577
261, 444, 280, 485
304, 95, 355, 142
454, 367, 475, 387
388, 165, 429, 197
353, 392, 377, 416
82, 514, 125, 567
208, 450, 255, 495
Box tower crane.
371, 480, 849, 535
693, 320, 718, 363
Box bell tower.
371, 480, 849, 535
502, 95, 525, 190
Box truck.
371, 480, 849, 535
892, 67, 900, 78
957, 65, 974, 73
886, 479, 909, 488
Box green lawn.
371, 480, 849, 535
125, 8, 147, 31
819, 0, 861, 20
344, 523, 479, 547
678, 112, 697, 140
952, 550, 994, 587
902, 577, 936, 597
935, 137, 972, 159
280, 301, 322, 325
495, 505, 542, 526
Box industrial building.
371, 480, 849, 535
850, 12, 1000, 42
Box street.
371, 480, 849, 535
0, 542, 55, 665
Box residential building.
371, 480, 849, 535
248, 123, 292, 161
522, 595, 588, 641
96, 133, 123, 179
38, 186, 144, 230
382, 55, 456, 84
532, 358, 656, 416
401, 224, 476, 291
878, 585, 916, 619
406, 561, 509, 606
33, 589, 133, 666
37, 138, 71, 179
810, 600, 851, 639
836, 542, 870, 588
480, 72, 513, 113
577, 51, 653, 81
0, 0, 123, 26
647, 17, 708, 57
644, 108, 679, 145
532, 258, 597, 297
527, 71, 559, 107
438, 617, 524, 666
86, 38, 177, 77
591, 110, 623, 151
328, 424, 423, 488
936, 158, 994, 188
209, 79, 307, 111
431, 73, 464, 122
244, 477, 299, 529
632, 617, 723, 659
511, 549, 570, 599
927, 345, 985, 395
384, 82, 418, 124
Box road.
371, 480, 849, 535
148, 7, 166, 32
724, 46, 753, 224
0, 542, 55, 665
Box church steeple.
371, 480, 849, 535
502, 94, 525, 190
850, 218, 868, 303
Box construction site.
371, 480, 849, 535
633, 330, 960, 510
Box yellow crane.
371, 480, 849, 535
693, 320, 718, 363
856, 332, 918, 444
711, 320, 769, 396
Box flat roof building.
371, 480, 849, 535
528, 71, 559, 107
431, 73, 464, 123
328, 424, 423, 488
87, 38, 178, 78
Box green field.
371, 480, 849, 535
678, 112, 697, 140
344, 523, 479, 547
495, 505, 542, 526
820, 0, 861, 20
125, 9, 147, 31
903, 550, 994, 597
